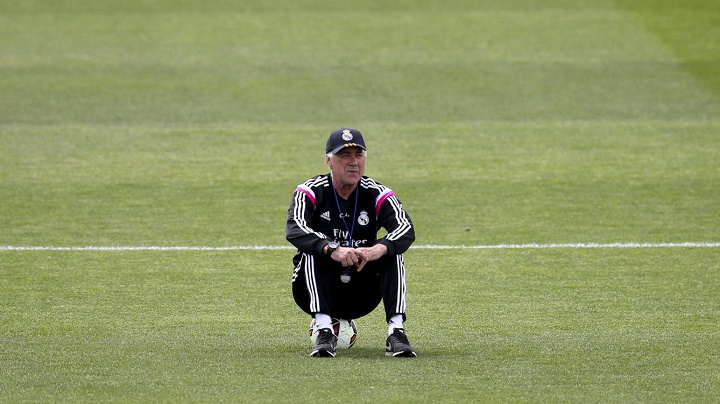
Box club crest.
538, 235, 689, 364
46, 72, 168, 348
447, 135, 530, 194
358, 210, 370, 226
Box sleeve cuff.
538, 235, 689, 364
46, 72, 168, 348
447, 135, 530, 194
378, 239, 396, 256
315, 239, 330, 256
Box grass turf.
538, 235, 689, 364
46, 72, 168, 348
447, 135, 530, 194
2, 250, 718, 402
1, 0, 719, 402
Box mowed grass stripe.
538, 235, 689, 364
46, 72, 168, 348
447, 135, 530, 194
2, 242, 719, 251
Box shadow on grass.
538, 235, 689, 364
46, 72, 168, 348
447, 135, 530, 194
287, 346, 457, 360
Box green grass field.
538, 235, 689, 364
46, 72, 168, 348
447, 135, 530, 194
1, 0, 719, 402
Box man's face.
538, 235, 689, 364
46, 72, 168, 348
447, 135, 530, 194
327, 146, 366, 187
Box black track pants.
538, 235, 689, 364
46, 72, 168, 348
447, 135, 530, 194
291, 253, 408, 323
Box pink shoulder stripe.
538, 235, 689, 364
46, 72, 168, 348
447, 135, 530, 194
295, 185, 316, 206
375, 190, 395, 217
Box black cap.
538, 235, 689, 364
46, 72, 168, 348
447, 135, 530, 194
325, 128, 367, 155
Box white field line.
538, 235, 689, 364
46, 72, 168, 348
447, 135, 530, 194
1, 242, 719, 251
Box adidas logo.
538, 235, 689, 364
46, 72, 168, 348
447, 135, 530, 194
320, 211, 332, 221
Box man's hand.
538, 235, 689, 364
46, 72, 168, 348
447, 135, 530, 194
331, 246, 366, 271
330, 244, 388, 272
353, 244, 389, 271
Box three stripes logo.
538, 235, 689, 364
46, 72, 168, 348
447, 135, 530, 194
320, 211, 332, 221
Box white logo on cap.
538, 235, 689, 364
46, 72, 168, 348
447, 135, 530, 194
342, 129, 354, 141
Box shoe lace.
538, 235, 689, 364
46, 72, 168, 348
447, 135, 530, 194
316, 329, 334, 344
392, 329, 410, 344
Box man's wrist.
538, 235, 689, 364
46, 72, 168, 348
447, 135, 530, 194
325, 241, 340, 256
377, 240, 393, 256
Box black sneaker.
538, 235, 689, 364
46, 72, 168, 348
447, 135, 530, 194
310, 328, 338, 357
385, 328, 417, 357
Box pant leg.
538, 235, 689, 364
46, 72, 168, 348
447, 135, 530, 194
291, 253, 331, 316
292, 252, 382, 320
377, 253, 408, 323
